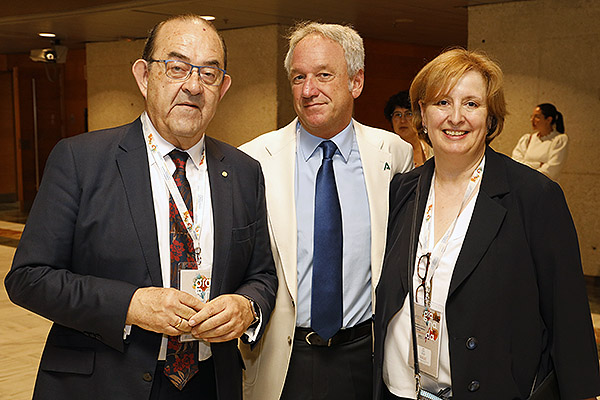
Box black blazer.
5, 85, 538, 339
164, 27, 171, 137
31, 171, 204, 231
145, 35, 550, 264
5, 118, 277, 400
374, 147, 600, 399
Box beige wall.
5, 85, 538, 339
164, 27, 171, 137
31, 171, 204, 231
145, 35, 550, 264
86, 25, 293, 145
87, 39, 145, 131
469, 0, 600, 275
214, 25, 294, 146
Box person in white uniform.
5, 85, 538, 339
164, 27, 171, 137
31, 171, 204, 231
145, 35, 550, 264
511, 103, 568, 180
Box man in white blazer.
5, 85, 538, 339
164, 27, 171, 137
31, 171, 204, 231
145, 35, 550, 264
240, 21, 413, 400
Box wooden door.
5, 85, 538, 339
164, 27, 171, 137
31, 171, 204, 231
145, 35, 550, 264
16, 63, 66, 211
0, 71, 17, 202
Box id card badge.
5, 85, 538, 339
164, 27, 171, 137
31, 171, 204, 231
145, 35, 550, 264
178, 262, 212, 342
409, 302, 443, 379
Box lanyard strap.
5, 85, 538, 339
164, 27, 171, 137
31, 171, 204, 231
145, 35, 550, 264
408, 157, 484, 396
146, 131, 206, 264
407, 175, 423, 394
418, 156, 485, 306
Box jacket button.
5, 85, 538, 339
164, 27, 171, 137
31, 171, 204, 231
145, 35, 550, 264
466, 337, 478, 350
287, 336, 292, 345
467, 380, 480, 392
142, 372, 153, 382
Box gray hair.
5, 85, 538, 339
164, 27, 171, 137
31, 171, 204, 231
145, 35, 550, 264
284, 21, 365, 80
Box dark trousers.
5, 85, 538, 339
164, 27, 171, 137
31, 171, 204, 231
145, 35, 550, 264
382, 384, 412, 400
149, 359, 217, 400
280, 331, 373, 400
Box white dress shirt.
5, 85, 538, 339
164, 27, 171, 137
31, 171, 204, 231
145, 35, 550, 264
141, 112, 214, 360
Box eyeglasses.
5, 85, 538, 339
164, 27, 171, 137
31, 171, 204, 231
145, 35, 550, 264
391, 111, 413, 119
415, 252, 431, 304
149, 59, 227, 86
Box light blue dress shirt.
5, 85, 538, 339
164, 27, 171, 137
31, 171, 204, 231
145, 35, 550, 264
295, 120, 372, 328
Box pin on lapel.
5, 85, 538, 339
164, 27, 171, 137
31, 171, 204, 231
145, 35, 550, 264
384, 162, 391, 171
222, 170, 228, 178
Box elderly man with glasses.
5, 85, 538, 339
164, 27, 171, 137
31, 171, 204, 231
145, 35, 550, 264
5, 14, 277, 400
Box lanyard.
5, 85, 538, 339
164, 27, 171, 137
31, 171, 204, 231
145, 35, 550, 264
417, 156, 485, 307
146, 131, 206, 265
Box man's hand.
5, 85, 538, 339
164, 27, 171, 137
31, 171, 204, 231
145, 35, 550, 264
188, 294, 255, 342
125, 287, 205, 335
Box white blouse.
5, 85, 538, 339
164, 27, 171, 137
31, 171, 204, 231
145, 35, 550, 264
511, 130, 568, 180
383, 177, 481, 399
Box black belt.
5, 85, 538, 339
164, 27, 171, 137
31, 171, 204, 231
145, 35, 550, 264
295, 319, 372, 347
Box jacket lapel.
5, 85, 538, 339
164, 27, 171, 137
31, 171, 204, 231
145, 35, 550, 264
115, 119, 162, 287
259, 122, 299, 300
354, 122, 395, 294
205, 137, 232, 297
398, 161, 434, 295
447, 147, 509, 297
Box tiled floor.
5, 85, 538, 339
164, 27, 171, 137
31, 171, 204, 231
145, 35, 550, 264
0, 204, 599, 399
0, 221, 52, 400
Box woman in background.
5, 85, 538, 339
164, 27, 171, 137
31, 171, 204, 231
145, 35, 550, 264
374, 48, 599, 399
512, 103, 568, 180
384, 90, 432, 167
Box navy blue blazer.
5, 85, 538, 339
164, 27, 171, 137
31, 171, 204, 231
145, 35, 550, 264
5, 118, 277, 400
374, 147, 600, 399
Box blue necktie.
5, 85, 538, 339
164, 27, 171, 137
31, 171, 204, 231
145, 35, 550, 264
311, 140, 343, 341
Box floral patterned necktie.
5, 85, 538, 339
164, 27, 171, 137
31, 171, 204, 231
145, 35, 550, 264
163, 150, 199, 390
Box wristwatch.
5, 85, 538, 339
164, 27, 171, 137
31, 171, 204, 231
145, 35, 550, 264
244, 296, 260, 327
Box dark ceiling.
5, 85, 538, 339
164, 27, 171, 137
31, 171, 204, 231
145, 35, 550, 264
0, 0, 529, 54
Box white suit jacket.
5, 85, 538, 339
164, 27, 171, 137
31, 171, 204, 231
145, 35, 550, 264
239, 118, 413, 400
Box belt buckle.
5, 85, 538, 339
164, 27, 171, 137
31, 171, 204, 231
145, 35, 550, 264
305, 331, 332, 347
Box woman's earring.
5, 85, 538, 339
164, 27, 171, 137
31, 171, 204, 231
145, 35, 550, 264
423, 127, 428, 134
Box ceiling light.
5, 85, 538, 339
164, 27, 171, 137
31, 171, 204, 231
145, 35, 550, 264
38, 32, 56, 38
200, 16, 215, 21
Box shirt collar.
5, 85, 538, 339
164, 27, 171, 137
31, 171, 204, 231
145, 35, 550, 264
297, 119, 354, 163
141, 111, 205, 168
539, 129, 559, 141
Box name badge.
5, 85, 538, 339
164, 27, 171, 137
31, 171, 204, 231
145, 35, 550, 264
409, 302, 443, 379
178, 262, 211, 343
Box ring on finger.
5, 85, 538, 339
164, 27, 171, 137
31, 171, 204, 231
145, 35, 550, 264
174, 317, 183, 330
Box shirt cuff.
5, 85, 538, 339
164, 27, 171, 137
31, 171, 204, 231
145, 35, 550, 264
123, 324, 132, 340
243, 301, 262, 343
